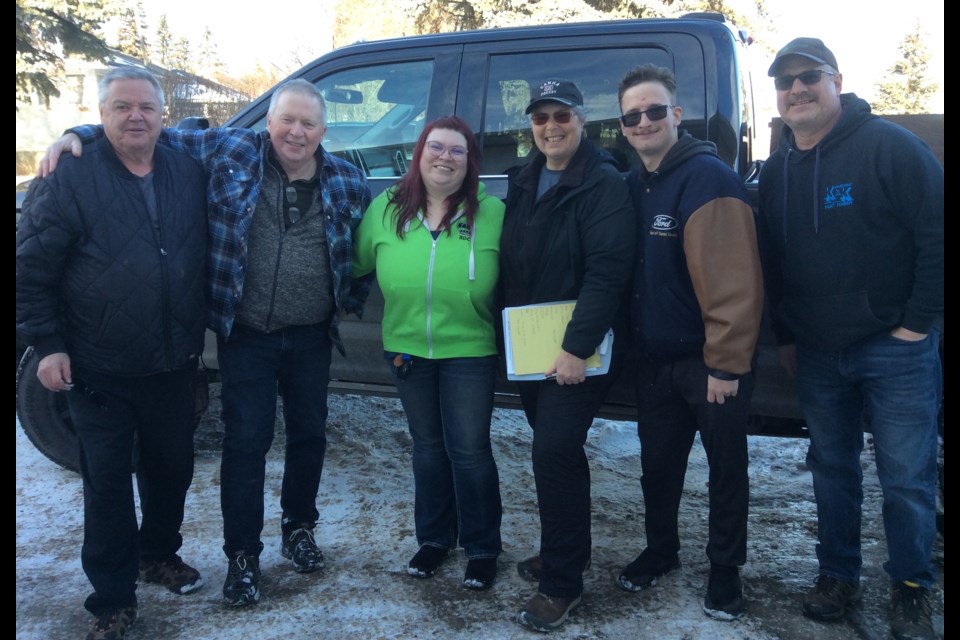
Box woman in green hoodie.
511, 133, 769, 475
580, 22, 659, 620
353, 116, 505, 591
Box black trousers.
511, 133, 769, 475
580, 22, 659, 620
517, 359, 620, 599
68, 363, 197, 615
634, 354, 752, 568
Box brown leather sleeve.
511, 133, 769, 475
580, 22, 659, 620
683, 196, 764, 375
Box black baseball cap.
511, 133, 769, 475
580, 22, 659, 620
768, 37, 839, 77
525, 78, 584, 114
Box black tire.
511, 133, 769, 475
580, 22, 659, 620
16, 347, 80, 473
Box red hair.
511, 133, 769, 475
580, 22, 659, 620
388, 115, 482, 238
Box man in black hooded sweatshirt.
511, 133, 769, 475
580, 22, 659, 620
615, 63, 764, 622
758, 37, 943, 640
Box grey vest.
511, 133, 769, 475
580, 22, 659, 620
235, 165, 334, 331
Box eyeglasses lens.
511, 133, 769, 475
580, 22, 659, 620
774, 70, 831, 91
426, 141, 467, 158
530, 111, 573, 126
619, 105, 670, 127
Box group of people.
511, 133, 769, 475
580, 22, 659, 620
16, 35, 942, 640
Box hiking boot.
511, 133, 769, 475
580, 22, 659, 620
516, 592, 582, 632
517, 554, 591, 582
281, 524, 324, 573
801, 575, 862, 620
139, 554, 204, 594
463, 557, 497, 590
85, 606, 137, 640
890, 581, 935, 640
222, 554, 261, 607
702, 564, 745, 620
517, 554, 544, 582
617, 549, 681, 592
407, 545, 449, 578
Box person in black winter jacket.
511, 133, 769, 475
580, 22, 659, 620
16, 67, 208, 640
503, 79, 636, 632
615, 64, 763, 622
758, 38, 943, 640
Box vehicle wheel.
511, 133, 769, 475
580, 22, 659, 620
16, 347, 80, 473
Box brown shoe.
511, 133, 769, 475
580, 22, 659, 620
517, 554, 544, 582
801, 575, 862, 621
517, 592, 582, 632
517, 554, 591, 582
139, 554, 204, 594
85, 606, 137, 640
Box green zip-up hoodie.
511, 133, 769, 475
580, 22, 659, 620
353, 182, 504, 359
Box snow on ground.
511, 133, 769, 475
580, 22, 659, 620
16, 387, 944, 639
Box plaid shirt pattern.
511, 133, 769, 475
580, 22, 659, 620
70, 125, 372, 350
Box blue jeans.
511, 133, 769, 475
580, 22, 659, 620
391, 354, 502, 559
68, 363, 197, 615
796, 331, 941, 588
218, 322, 332, 557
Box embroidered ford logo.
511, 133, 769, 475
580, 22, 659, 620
652, 215, 678, 230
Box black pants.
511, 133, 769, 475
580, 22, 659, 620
634, 354, 752, 568
517, 359, 619, 599
68, 363, 197, 615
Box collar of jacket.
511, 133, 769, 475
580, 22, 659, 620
512, 137, 597, 190
95, 136, 167, 179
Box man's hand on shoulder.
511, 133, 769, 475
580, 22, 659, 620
38, 133, 83, 178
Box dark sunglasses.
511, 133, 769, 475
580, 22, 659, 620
774, 69, 836, 91
530, 110, 574, 126
619, 104, 674, 127
285, 185, 301, 225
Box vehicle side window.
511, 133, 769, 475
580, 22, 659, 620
481, 48, 677, 175
319, 60, 432, 177
249, 60, 433, 178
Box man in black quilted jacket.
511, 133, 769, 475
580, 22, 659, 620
16, 67, 208, 640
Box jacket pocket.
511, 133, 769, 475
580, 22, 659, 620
780, 291, 888, 350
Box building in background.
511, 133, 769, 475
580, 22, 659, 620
16, 49, 251, 176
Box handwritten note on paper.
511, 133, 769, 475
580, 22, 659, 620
506, 302, 601, 375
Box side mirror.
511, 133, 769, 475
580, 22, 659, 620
176, 116, 210, 130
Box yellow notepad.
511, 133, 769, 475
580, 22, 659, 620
502, 301, 611, 380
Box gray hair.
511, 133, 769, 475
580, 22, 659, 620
267, 79, 327, 127
98, 66, 165, 108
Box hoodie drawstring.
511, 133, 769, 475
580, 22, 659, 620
812, 146, 822, 233
780, 145, 824, 242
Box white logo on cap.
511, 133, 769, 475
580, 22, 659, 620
540, 81, 560, 96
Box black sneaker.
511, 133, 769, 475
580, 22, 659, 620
702, 564, 745, 620
463, 557, 497, 590
85, 606, 137, 640
617, 549, 681, 592
801, 575, 862, 620
281, 524, 324, 573
516, 592, 582, 632
407, 545, 449, 578
890, 581, 935, 640
222, 554, 261, 607
139, 554, 204, 594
